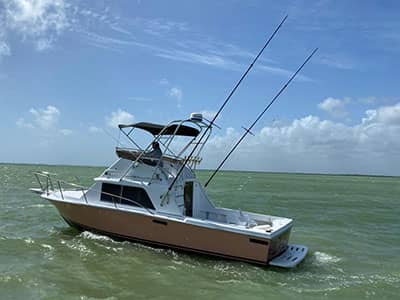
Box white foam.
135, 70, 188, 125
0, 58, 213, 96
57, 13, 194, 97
80, 296, 117, 300
216, 279, 241, 284
41, 244, 54, 250
96, 243, 123, 253
79, 231, 114, 243
41, 243, 55, 260
65, 241, 94, 256
20, 204, 50, 209
0, 275, 22, 283
314, 251, 341, 265
29, 204, 49, 208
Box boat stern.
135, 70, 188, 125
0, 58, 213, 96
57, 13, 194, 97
267, 227, 308, 268
268, 226, 292, 259
268, 226, 308, 268
249, 215, 308, 268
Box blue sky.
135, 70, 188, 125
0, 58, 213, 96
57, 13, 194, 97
1, 0, 400, 176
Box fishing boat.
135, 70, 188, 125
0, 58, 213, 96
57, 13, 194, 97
30, 16, 315, 268
31, 113, 307, 268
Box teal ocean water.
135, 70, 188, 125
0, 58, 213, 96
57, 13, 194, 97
0, 163, 399, 299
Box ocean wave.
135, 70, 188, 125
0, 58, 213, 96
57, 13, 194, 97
24, 238, 35, 244
95, 243, 124, 253
65, 240, 95, 256
61, 234, 98, 256
29, 204, 50, 208
79, 231, 115, 243
212, 262, 251, 280
80, 296, 118, 300
0, 274, 23, 283
288, 271, 400, 295
19, 204, 51, 209
41, 244, 54, 250
40, 243, 55, 261
216, 279, 241, 284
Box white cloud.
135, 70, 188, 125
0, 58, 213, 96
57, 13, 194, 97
202, 102, 400, 176
317, 55, 354, 70
168, 87, 183, 108
128, 96, 152, 102
358, 96, 377, 105
109, 24, 132, 36
318, 97, 349, 118
168, 87, 182, 100
29, 105, 60, 129
159, 78, 169, 85
362, 102, 400, 126
0, 41, 11, 58
16, 117, 34, 128
0, 3, 310, 78
199, 110, 217, 121
77, 30, 134, 53
156, 50, 241, 70
59, 128, 72, 136
16, 105, 73, 136
35, 38, 52, 51
4, 0, 68, 35
258, 64, 313, 82
1, 0, 68, 52
89, 125, 102, 133
106, 109, 134, 128
140, 18, 188, 36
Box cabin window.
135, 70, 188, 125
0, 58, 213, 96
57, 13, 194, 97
121, 185, 155, 210
100, 183, 155, 210
100, 183, 121, 203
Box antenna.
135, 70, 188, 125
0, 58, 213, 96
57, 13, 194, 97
162, 15, 288, 201
204, 48, 318, 187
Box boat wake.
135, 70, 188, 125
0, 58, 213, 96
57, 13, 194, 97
313, 251, 341, 265
20, 204, 52, 209
79, 231, 116, 243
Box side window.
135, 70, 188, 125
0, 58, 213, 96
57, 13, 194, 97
101, 183, 121, 203
100, 183, 155, 210
122, 186, 155, 210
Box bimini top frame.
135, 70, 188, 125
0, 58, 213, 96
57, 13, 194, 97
116, 115, 213, 178
119, 122, 200, 137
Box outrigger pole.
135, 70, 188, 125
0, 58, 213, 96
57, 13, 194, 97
164, 15, 288, 198
204, 47, 319, 187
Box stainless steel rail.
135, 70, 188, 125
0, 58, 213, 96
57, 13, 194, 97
33, 172, 88, 203
33, 171, 154, 215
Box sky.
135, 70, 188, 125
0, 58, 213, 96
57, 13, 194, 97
0, 0, 400, 176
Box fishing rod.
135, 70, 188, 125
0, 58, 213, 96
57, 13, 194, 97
162, 15, 288, 200
204, 47, 318, 187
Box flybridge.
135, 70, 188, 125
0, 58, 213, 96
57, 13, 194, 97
116, 114, 213, 175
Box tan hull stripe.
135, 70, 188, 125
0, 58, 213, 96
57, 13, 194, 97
51, 200, 279, 264
62, 216, 271, 265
